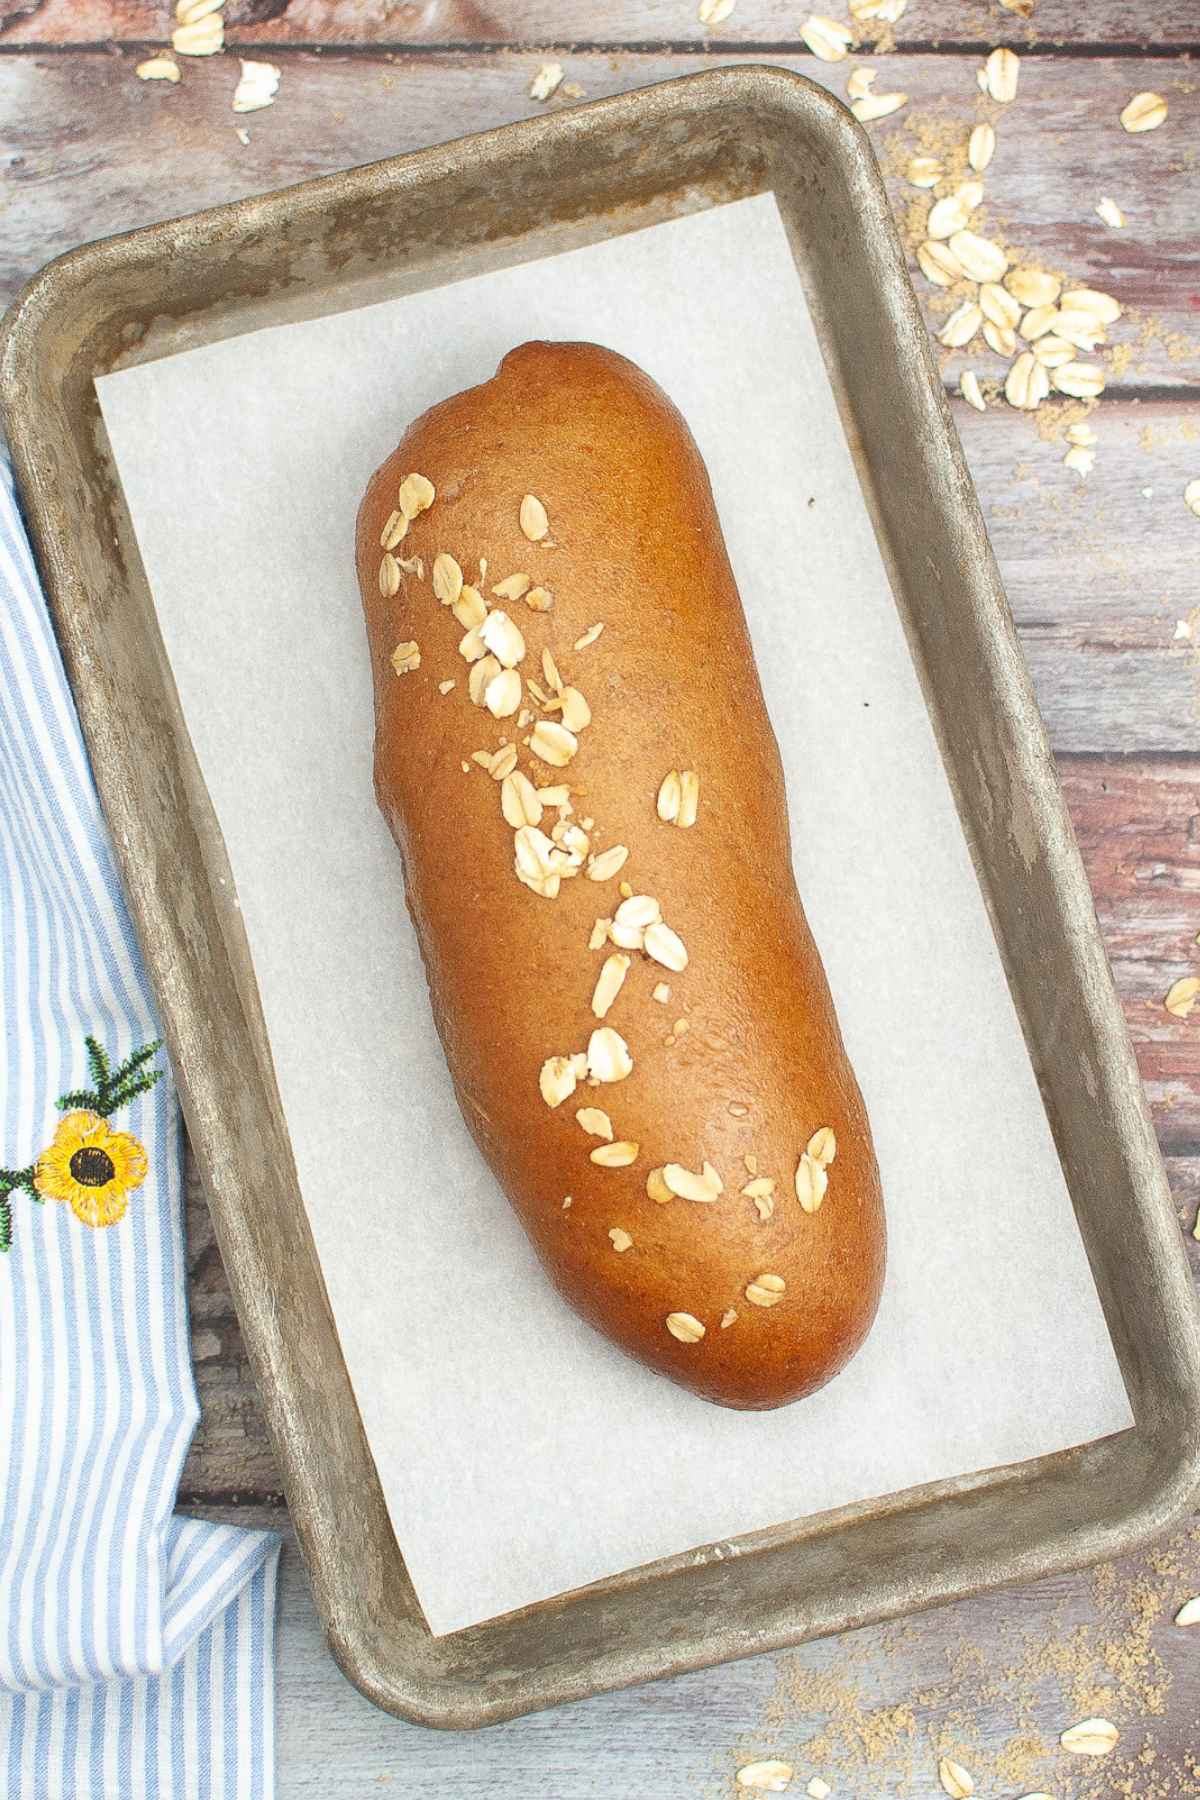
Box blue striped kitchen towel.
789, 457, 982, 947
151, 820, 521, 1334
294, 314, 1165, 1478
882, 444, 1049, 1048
0, 455, 281, 1798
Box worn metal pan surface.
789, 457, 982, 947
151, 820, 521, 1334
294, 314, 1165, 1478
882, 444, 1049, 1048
3, 66, 1198, 1728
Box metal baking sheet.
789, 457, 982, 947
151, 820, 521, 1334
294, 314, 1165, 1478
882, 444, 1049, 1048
90, 191, 1132, 1639
3, 68, 1198, 1726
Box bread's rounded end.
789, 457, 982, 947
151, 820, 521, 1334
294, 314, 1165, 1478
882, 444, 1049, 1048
694, 1301, 883, 1411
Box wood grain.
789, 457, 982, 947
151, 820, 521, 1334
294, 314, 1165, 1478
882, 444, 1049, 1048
184, 1502, 1200, 1796
1060, 759, 1200, 1154
180, 756, 1200, 1500
4, 0, 1200, 50
1, 51, 1198, 393
3, 53, 1197, 746
953, 400, 1200, 753
6, 13, 1198, 1776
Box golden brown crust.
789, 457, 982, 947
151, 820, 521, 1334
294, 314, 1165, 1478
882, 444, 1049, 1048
356, 340, 885, 1409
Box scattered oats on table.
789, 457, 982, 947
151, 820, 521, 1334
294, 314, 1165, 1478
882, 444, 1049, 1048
967, 123, 995, 173
983, 319, 1016, 358
948, 231, 1008, 283
1164, 976, 1200, 1018
232, 60, 281, 115
1053, 362, 1105, 400
735, 1758, 794, 1790
171, 0, 224, 56
980, 283, 1020, 333
850, 0, 907, 20
939, 302, 982, 350
136, 55, 181, 83
927, 186, 978, 240
917, 241, 965, 287
1007, 268, 1061, 308
906, 156, 944, 189
852, 90, 908, 124
1005, 353, 1050, 412
1060, 1717, 1119, 1757
800, 15, 855, 62
1120, 90, 1168, 133
937, 1755, 975, 1799
1019, 304, 1057, 342
528, 62, 564, 103
983, 47, 1020, 104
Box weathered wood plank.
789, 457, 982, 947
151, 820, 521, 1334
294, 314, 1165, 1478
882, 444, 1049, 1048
180, 757, 1200, 1499
1, 51, 1197, 393
954, 399, 1200, 753
4, 0, 1200, 50
1060, 762, 1200, 973
186, 1502, 1200, 1795
1059, 761, 1200, 1153
3, 55, 1198, 742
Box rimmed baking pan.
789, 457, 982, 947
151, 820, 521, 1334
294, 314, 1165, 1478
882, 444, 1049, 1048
3, 66, 1199, 1729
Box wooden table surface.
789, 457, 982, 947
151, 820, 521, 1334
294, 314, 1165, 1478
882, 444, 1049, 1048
6, 2, 1200, 1793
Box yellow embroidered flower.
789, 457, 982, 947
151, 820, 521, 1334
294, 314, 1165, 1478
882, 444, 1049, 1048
33, 1110, 148, 1228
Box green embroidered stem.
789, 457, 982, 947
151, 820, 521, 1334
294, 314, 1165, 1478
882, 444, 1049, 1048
85, 1035, 111, 1092
56, 1038, 163, 1119
103, 1070, 162, 1111
0, 1167, 38, 1198
0, 1169, 38, 1253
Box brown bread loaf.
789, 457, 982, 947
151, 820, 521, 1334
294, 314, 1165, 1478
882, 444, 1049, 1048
356, 340, 885, 1409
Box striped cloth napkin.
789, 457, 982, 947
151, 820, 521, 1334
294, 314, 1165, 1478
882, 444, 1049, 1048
0, 458, 281, 1797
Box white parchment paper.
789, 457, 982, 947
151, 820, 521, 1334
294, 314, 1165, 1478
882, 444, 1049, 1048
96, 193, 1133, 1637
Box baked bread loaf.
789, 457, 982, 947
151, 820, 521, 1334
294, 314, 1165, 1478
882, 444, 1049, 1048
356, 341, 885, 1409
